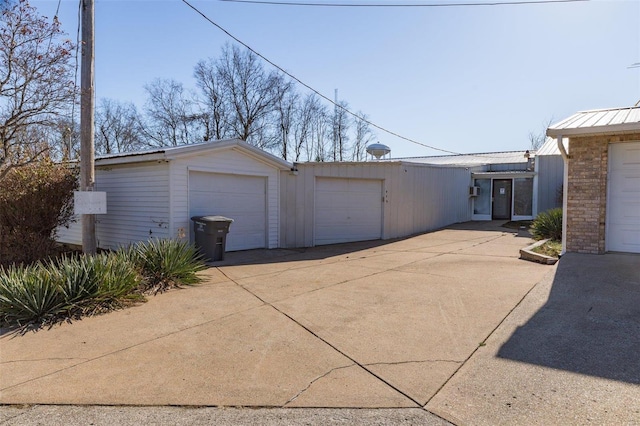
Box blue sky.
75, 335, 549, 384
32, 0, 639, 157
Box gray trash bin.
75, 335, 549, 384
191, 216, 233, 261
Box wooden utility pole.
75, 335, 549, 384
80, 0, 96, 254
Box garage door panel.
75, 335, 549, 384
189, 172, 266, 251
607, 227, 640, 253
608, 142, 640, 253
315, 177, 382, 246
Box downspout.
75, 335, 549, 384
556, 136, 569, 256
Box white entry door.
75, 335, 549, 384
314, 177, 383, 246
607, 142, 640, 253
189, 171, 266, 251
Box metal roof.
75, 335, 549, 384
392, 151, 529, 166
536, 137, 568, 156
547, 106, 640, 137
93, 138, 293, 169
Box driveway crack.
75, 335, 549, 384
219, 269, 423, 408
1, 357, 89, 364
283, 364, 355, 406
364, 359, 463, 367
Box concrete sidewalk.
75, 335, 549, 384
2, 222, 636, 424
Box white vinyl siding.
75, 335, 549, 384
56, 142, 284, 251
314, 177, 382, 245
607, 142, 640, 253
56, 162, 170, 249
96, 163, 171, 249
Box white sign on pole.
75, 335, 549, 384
74, 191, 107, 214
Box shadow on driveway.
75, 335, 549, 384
215, 220, 520, 267
497, 252, 640, 384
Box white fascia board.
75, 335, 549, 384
472, 171, 536, 179
96, 152, 168, 166
547, 123, 640, 138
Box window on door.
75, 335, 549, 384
514, 178, 533, 216
473, 179, 491, 215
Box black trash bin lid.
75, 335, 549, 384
191, 215, 233, 223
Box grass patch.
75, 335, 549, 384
532, 240, 562, 258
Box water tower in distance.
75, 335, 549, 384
366, 143, 391, 161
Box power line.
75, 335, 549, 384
220, 0, 588, 7
181, 0, 460, 155
68, 0, 83, 160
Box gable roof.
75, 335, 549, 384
94, 138, 293, 170
547, 106, 640, 137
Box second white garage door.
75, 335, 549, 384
314, 177, 383, 246
607, 142, 640, 253
189, 171, 267, 251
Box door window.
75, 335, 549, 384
514, 178, 533, 216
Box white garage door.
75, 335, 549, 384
315, 177, 383, 246
189, 171, 266, 251
607, 142, 640, 253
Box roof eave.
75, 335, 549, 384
547, 123, 640, 138
96, 151, 167, 166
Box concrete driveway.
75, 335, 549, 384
1, 222, 638, 424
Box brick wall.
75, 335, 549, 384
566, 134, 640, 254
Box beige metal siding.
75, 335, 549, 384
536, 155, 564, 213
280, 162, 472, 248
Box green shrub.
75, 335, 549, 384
530, 208, 563, 241
92, 251, 142, 301
0, 161, 77, 266
0, 239, 205, 328
47, 252, 142, 316
129, 239, 206, 294
0, 264, 66, 326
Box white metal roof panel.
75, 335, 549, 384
536, 137, 568, 156
393, 151, 529, 166
93, 139, 293, 170
547, 106, 640, 137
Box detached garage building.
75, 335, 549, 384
57, 139, 291, 251
279, 161, 472, 248
58, 139, 476, 252
547, 106, 640, 254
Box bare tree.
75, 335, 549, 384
332, 101, 351, 161
292, 93, 318, 161
351, 112, 374, 161
216, 44, 281, 148
142, 78, 200, 147
95, 98, 144, 154
528, 117, 555, 151
273, 77, 297, 160
47, 116, 79, 161
0, 0, 74, 178
193, 58, 231, 141
309, 101, 331, 162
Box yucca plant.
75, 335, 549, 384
0, 264, 66, 326
92, 251, 142, 303
129, 239, 206, 294
47, 252, 143, 316
48, 254, 101, 306
530, 208, 563, 241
